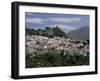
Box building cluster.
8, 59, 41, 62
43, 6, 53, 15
26, 35, 89, 56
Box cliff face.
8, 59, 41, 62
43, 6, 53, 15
25, 35, 89, 56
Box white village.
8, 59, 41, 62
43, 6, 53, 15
26, 35, 89, 57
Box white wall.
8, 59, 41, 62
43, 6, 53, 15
0, 0, 99, 81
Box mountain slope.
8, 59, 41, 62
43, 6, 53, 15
26, 26, 67, 38
67, 27, 89, 40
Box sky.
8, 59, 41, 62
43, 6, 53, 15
25, 12, 89, 33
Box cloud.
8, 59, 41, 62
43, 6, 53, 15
50, 24, 79, 32
25, 16, 81, 25
49, 18, 81, 23
26, 12, 34, 16
25, 18, 45, 24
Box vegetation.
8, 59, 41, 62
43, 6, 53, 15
26, 26, 67, 38
26, 52, 89, 68
25, 26, 89, 68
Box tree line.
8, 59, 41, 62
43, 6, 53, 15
26, 26, 67, 38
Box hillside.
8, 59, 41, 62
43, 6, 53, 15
26, 26, 67, 38
25, 26, 89, 68
67, 27, 89, 40
26, 35, 89, 68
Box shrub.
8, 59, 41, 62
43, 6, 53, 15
25, 52, 89, 68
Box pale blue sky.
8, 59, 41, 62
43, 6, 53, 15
25, 12, 89, 33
